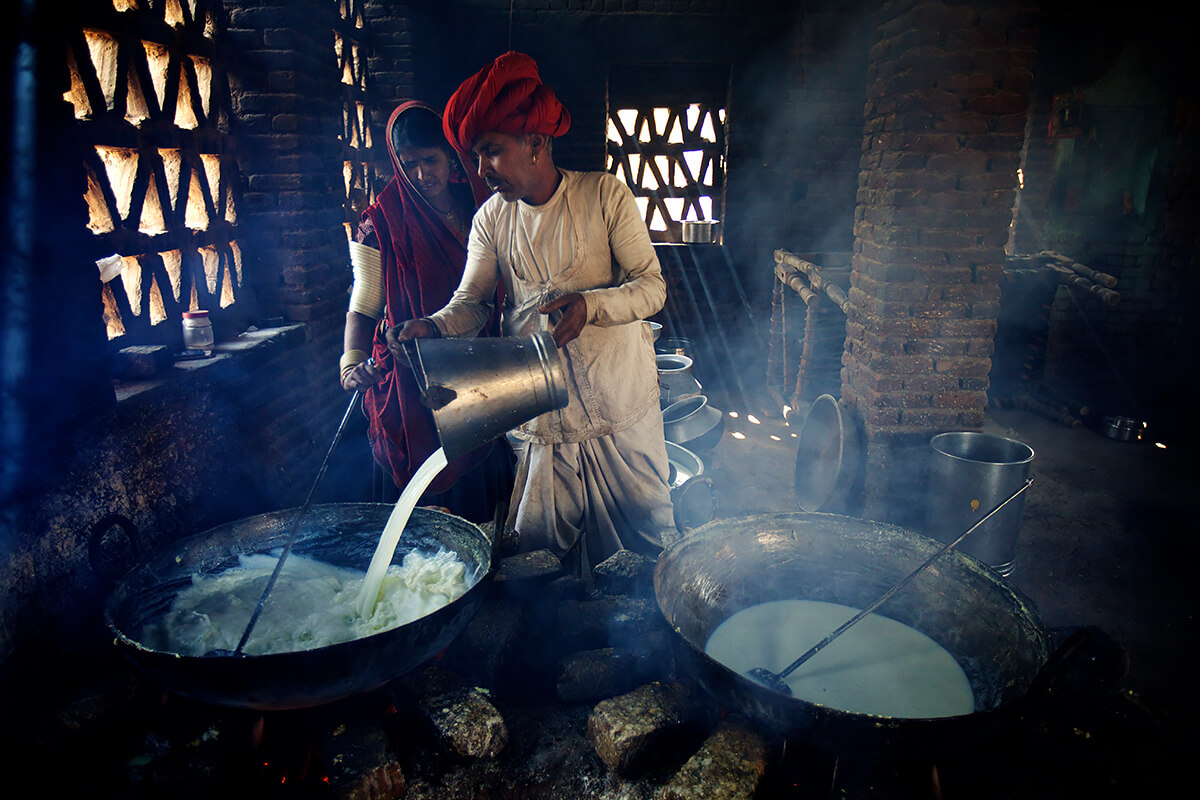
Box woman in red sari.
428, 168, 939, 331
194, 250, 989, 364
340, 100, 514, 523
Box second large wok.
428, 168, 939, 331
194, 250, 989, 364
104, 503, 492, 711
654, 512, 1051, 757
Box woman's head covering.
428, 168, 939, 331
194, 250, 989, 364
382, 100, 489, 206
442, 51, 571, 153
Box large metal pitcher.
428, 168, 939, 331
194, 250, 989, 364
411, 331, 569, 460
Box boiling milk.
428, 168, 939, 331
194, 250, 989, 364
705, 599, 975, 718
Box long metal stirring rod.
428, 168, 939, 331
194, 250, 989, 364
755, 478, 1034, 688
226, 388, 364, 656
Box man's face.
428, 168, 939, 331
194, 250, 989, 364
471, 132, 536, 202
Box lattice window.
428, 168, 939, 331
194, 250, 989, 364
606, 104, 727, 242
64, 0, 242, 347
606, 63, 729, 244
334, 0, 384, 241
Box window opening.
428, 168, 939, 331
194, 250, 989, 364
334, 0, 384, 236
607, 103, 727, 240
67, 1, 246, 346
606, 64, 729, 243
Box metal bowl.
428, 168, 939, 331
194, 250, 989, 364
682, 219, 721, 244
665, 441, 705, 487
663, 395, 725, 452
657, 354, 702, 407
104, 504, 492, 710
655, 337, 695, 359
793, 395, 863, 512
1101, 416, 1146, 442
654, 512, 1051, 756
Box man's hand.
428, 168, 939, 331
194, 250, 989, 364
539, 292, 586, 348
385, 318, 437, 363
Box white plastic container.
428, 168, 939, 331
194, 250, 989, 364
182, 310, 214, 356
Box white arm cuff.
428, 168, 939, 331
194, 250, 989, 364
348, 241, 385, 318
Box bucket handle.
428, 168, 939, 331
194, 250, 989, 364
403, 339, 459, 411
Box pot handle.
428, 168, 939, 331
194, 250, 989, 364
87, 513, 141, 587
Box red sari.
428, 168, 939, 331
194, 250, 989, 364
361, 101, 499, 498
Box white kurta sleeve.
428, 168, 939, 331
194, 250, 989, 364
579, 174, 666, 327
427, 207, 499, 338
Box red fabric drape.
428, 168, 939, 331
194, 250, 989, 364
442, 51, 571, 154
361, 100, 497, 494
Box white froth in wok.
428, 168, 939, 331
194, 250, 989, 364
141, 549, 472, 656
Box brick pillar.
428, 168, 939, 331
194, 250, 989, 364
842, 0, 1037, 527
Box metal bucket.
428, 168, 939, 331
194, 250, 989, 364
412, 331, 568, 460
656, 354, 702, 407
926, 432, 1035, 577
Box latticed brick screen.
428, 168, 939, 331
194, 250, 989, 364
606, 104, 726, 243
334, 0, 384, 241
64, 0, 246, 346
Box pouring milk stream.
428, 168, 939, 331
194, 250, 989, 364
354, 447, 450, 618
355, 330, 569, 618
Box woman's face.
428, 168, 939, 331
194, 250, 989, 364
397, 146, 452, 203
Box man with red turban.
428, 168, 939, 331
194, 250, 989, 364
389, 52, 676, 579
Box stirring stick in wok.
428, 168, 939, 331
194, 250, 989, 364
747, 478, 1034, 695
208, 385, 367, 657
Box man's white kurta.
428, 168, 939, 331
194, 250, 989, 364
428, 169, 675, 573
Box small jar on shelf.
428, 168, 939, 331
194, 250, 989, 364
182, 310, 214, 356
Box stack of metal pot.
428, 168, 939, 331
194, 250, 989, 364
655, 337, 724, 453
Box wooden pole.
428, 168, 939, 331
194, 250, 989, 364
774, 250, 852, 313
766, 276, 785, 393
1039, 250, 1119, 288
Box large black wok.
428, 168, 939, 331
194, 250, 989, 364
654, 512, 1051, 757
104, 503, 492, 711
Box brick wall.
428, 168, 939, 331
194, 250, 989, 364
0, 0, 387, 690
843, 0, 1037, 526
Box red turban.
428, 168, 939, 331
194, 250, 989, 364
442, 51, 571, 153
